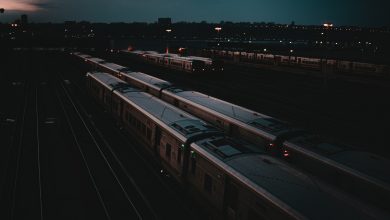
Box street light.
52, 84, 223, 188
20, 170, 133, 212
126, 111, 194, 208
165, 29, 172, 54
215, 27, 222, 47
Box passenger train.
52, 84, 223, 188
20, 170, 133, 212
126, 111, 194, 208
202, 49, 389, 76
121, 50, 224, 73
73, 52, 390, 210
86, 71, 385, 220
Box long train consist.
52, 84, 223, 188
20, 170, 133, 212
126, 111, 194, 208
121, 50, 224, 73
86, 71, 385, 220
73, 52, 390, 210
201, 49, 389, 76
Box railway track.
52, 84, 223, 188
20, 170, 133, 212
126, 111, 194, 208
55, 75, 158, 220
60, 61, 208, 220
3, 51, 192, 220
0, 81, 45, 220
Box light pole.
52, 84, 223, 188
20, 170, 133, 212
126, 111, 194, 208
214, 27, 222, 46
289, 49, 294, 65
165, 29, 172, 54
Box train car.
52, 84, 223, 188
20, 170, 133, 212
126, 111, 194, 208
86, 71, 385, 220
85, 57, 106, 69
120, 71, 172, 97
86, 71, 222, 182
295, 57, 321, 69
351, 62, 389, 76
124, 50, 212, 73
91, 61, 129, 78
283, 135, 390, 210
190, 136, 384, 220
159, 89, 303, 154
73, 52, 92, 61
77, 55, 390, 210
204, 49, 390, 77
185, 56, 224, 72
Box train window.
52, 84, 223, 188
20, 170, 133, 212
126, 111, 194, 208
191, 157, 196, 175
128, 113, 133, 125
136, 119, 141, 130
204, 174, 213, 194
177, 147, 182, 164
165, 144, 172, 161
141, 124, 146, 136
225, 182, 238, 211
146, 128, 152, 140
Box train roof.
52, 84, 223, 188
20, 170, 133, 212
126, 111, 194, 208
101, 62, 127, 72
88, 72, 219, 140
166, 90, 297, 140
191, 140, 381, 220
119, 91, 219, 139
185, 56, 213, 62
87, 72, 139, 93
145, 53, 165, 58
75, 53, 91, 59
195, 136, 265, 159
88, 57, 106, 64
123, 71, 173, 89
284, 135, 390, 186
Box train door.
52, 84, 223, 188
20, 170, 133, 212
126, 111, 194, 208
153, 127, 162, 154
119, 100, 124, 119
223, 179, 239, 220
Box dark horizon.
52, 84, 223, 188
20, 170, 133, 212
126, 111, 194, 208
1, 0, 390, 27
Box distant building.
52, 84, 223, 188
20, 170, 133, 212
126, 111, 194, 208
158, 18, 172, 27
21, 14, 28, 25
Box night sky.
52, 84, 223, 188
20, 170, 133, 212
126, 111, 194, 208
1, 0, 390, 26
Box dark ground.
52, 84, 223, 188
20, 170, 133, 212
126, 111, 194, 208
0, 50, 207, 220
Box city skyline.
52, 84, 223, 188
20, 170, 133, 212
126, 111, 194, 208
1, 0, 390, 27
